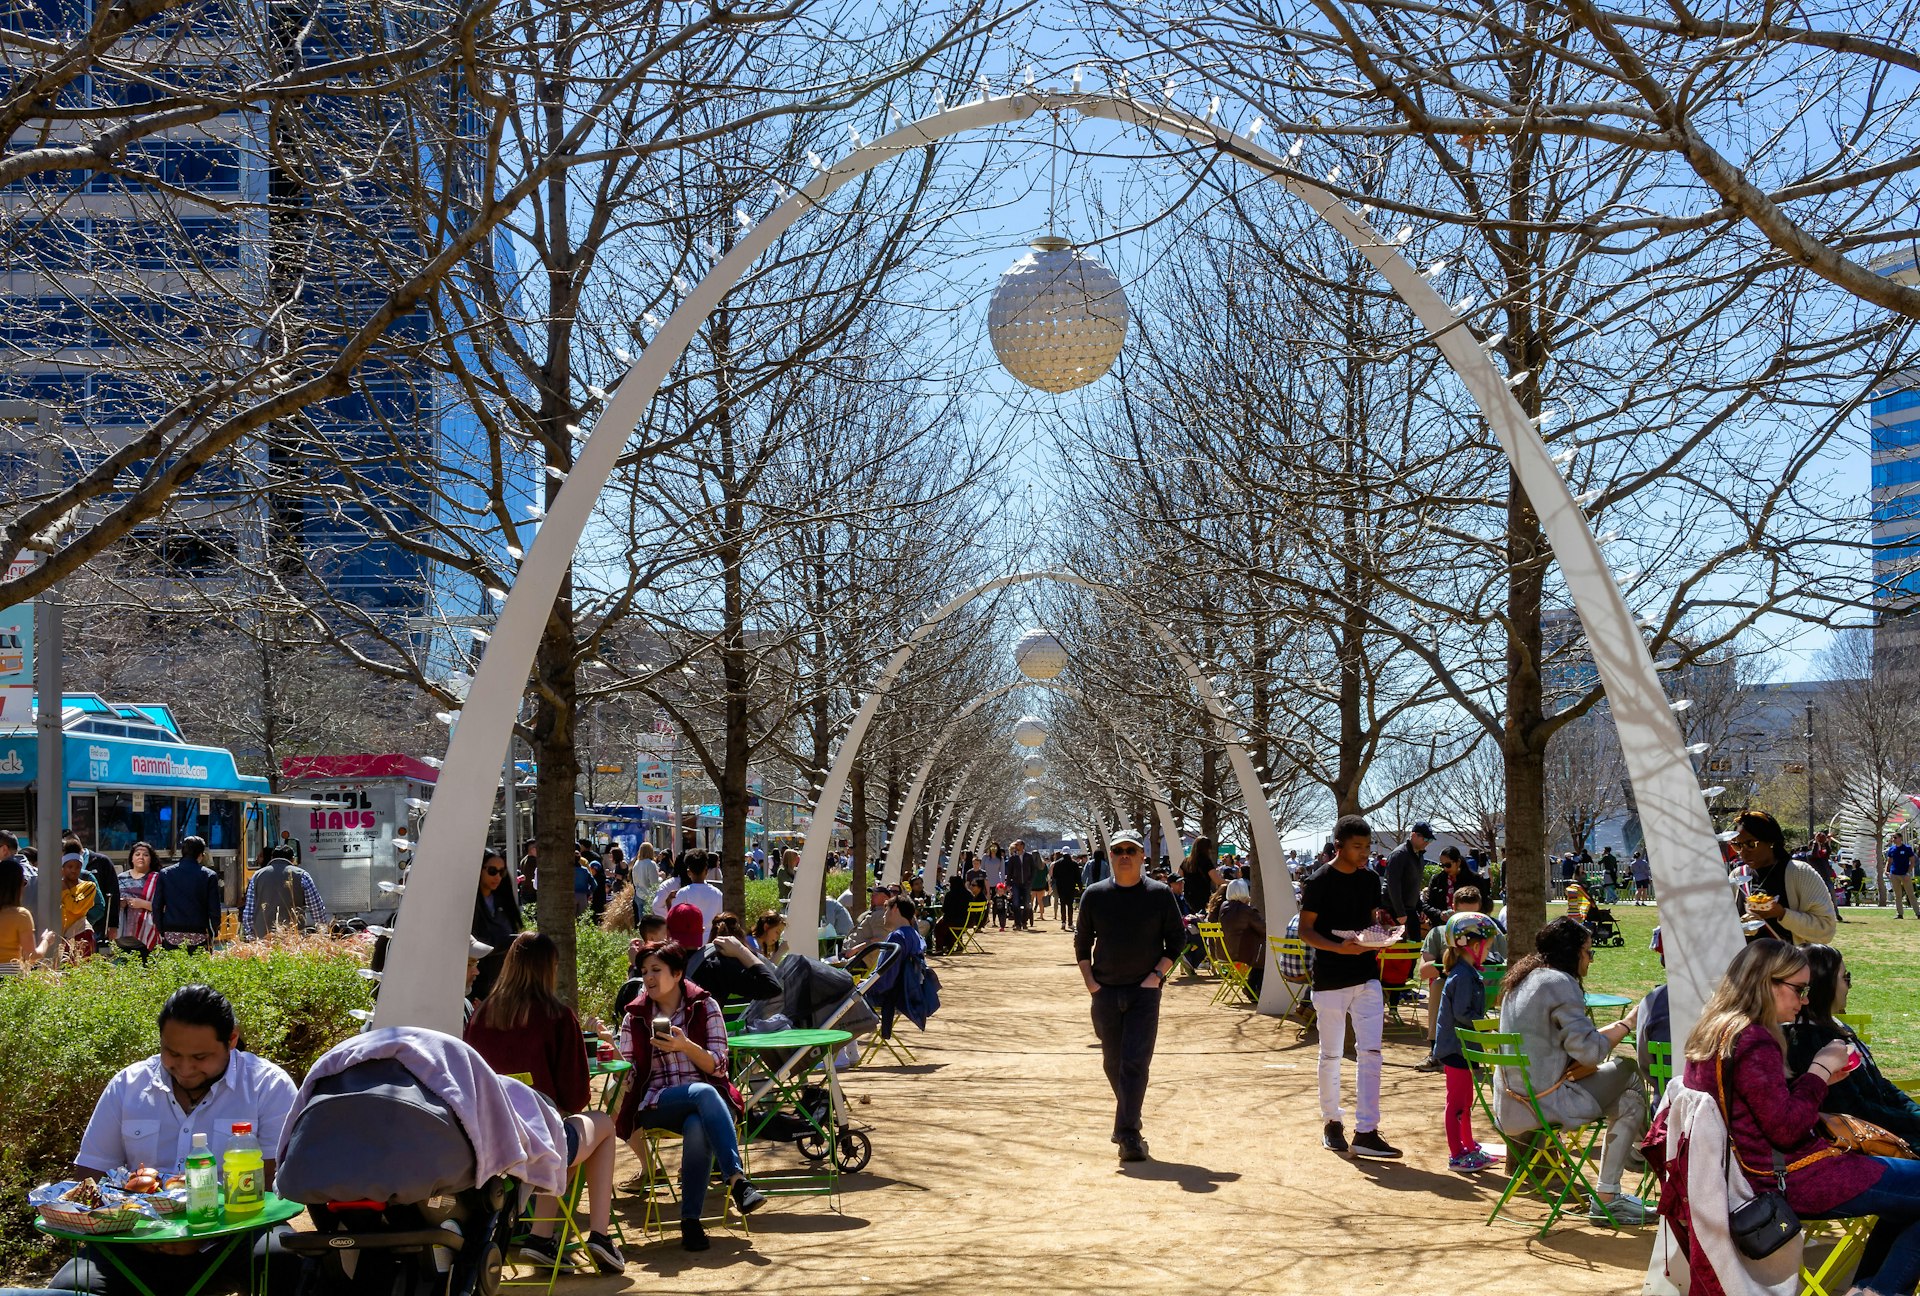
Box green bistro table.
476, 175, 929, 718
728, 1028, 854, 1200
1585, 990, 1635, 1023
35, 1193, 303, 1296
589, 1056, 633, 1113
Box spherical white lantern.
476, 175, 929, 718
1023, 778, 1046, 796
1013, 627, 1069, 681
987, 236, 1131, 394
1012, 716, 1049, 748
1022, 756, 1046, 778
1024, 798, 1042, 815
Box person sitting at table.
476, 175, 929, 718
931, 873, 982, 955
1788, 943, 1920, 1149
463, 932, 624, 1274
684, 909, 782, 1006
748, 912, 787, 961
1495, 915, 1649, 1226
1217, 879, 1267, 994
615, 941, 767, 1251
59, 985, 299, 1296
1416, 885, 1503, 1071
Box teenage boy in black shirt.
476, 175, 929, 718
1298, 814, 1403, 1160
1075, 830, 1185, 1163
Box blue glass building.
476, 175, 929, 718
1871, 250, 1920, 664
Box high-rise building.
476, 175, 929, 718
1870, 249, 1920, 673
1, 0, 526, 640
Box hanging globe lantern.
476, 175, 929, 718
1012, 716, 1049, 747
1023, 778, 1046, 796
1025, 797, 1042, 815
1012, 627, 1069, 680
987, 236, 1131, 394
1022, 756, 1046, 778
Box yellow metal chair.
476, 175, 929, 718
952, 902, 990, 955
1836, 1012, 1874, 1044
1266, 933, 1314, 1030
1802, 1216, 1877, 1296
633, 1125, 748, 1246
1378, 941, 1424, 1028
502, 1162, 596, 1289
1196, 922, 1254, 1006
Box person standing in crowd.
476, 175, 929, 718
653, 851, 722, 930
1731, 809, 1836, 944
1051, 848, 1083, 931
1179, 836, 1216, 916
1074, 831, 1184, 1163
0, 857, 54, 976
1889, 832, 1916, 918
241, 846, 329, 939
115, 841, 161, 958
1383, 822, 1432, 942
60, 850, 98, 959
471, 849, 523, 1001
152, 835, 223, 952
1629, 848, 1653, 903
1300, 814, 1403, 1160
635, 841, 662, 895
1083, 847, 1110, 889
1004, 840, 1036, 931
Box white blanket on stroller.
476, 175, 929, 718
282, 1027, 569, 1196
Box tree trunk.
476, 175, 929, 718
849, 761, 869, 907
532, 593, 581, 1007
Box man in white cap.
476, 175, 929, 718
1074, 830, 1185, 1162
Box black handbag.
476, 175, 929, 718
1718, 1055, 1802, 1260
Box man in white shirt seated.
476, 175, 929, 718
58, 984, 300, 1295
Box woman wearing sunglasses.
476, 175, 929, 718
471, 848, 525, 1001
1788, 943, 1920, 1150
1679, 938, 1920, 1294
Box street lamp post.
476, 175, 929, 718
1804, 700, 1816, 846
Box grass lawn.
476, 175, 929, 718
1579, 900, 1920, 1080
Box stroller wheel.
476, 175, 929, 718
834, 1129, 872, 1174
796, 1129, 832, 1162
477, 1240, 505, 1296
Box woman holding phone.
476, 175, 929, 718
614, 940, 766, 1251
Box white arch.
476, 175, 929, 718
918, 762, 977, 890
787, 566, 1295, 1011
880, 680, 1180, 887
379, 88, 1738, 1047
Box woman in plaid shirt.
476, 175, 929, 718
614, 941, 767, 1250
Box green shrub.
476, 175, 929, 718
0, 945, 371, 1281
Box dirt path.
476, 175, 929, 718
570, 923, 1656, 1293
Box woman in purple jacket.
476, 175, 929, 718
1686, 938, 1920, 1294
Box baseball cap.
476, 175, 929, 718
1411, 821, 1435, 839
666, 902, 707, 950
1109, 830, 1145, 850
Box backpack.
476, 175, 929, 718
85, 860, 110, 931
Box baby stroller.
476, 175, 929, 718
739, 952, 881, 1172
1566, 882, 1624, 948
277, 1057, 519, 1295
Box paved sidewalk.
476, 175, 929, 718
568, 924, 1656, 1293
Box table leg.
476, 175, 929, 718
90, 1233, 243, 1296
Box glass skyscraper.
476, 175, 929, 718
1871, 248, 1920, 667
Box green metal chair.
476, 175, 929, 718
1457, 1026, 1624, 1237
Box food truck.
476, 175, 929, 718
279, 754, 436, 918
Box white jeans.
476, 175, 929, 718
1313, 979, 1384, 1132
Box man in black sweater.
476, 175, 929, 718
1074, 830, 1186, 1163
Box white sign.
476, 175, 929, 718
637, 760, 671, 810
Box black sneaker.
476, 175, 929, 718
679, 1220, 710, 1252
1414, 1056, 1443, 1073
516, 1234, 560, 1268
585, 1232, 625, 1275
730, 1178, 767, 1215
1323, 1121, 1349, 1154
1118, 1136, 1149, 1162
1351, 1129, 1404, 1160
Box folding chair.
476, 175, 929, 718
849, 945, 919, 1067
1378, 941, 1423, 1028
1836, 1011, 1874, 1044
1802, 1215, 1878, 1296
633, 1126, 748, 1246
1196, 921, 1254, 1006
1266, 934, 1314, 1032
1637, 1040, 1674, 1202
953, 902, 990, 955
1457, 1026, 1620, 1237
502, 1161, 600, 1289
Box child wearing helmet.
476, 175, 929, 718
1438, 911, 1501, 1173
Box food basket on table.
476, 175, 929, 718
30, 1180, 144, 1234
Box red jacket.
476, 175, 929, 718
463, 997, 591, 1115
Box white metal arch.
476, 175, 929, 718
379, 87, 1738, 1046
878, 679, 1181, 887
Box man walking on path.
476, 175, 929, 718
1005, 840, 1036, 931
1075, 830, 1184, 1163
1300, 814, 1404, 1160
1050, 850, 1082, 931
1383, 822, 1432, 942
1889, 833, 1915, 917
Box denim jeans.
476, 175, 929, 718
1809, 1155, 1920, 1294
1090, 983, 1162, 1140
642, 1082, 744, 1220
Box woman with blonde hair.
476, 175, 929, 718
1682, 938, 1920, 1294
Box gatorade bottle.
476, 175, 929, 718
184, 1133, 220, 1228
222, 1122, 265, 1217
